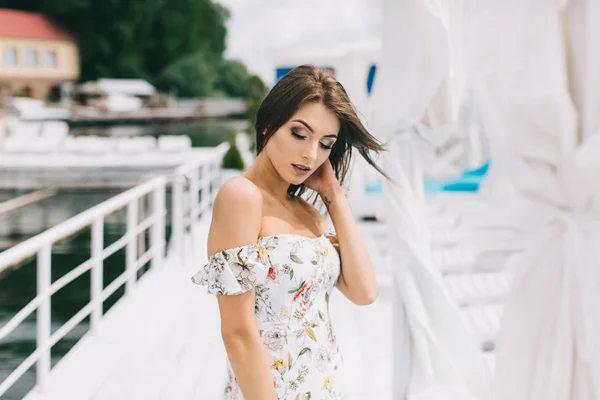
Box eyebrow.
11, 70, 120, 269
292, 119, 338, 139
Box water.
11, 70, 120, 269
0, 118, 244, 399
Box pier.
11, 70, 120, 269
0, 141, 503, 399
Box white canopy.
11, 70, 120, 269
465, 0, 600, 398
370, 0, 492, 398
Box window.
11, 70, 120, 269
3, 46, 17, 66
25, 48, 38, 67
45, 50, 57, 68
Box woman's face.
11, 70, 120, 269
264, 102, 340, 186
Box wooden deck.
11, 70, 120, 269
24, 216, 398, 400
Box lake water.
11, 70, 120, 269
0, 118, 246, 400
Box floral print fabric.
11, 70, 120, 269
192, 232, 343, 399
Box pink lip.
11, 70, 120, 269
292, 164, 311, 176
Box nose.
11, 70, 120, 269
302, 141, 319, 163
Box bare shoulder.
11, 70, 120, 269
209, 176, 263, 254
214, 175, 262, 210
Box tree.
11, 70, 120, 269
1, 0, 261, 99
214, 60, 249, 98
155, 52, 218, 97
244, 74, 268, 150
0, 0, 230, 83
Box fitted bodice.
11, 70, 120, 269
192, 231, 344, 399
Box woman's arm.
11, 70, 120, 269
320, 185, 379, 305
208, 177, 277, 400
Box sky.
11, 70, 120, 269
218, 0, 382, 85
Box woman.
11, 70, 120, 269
192, 65, 389, 399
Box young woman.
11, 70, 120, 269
192, 65, 389, 399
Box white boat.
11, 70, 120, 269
8, 97, 71, 121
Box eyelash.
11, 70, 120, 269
291, 130, 334, 150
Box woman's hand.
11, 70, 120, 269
303, 159, 343, 200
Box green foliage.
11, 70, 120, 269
213, 60, 249, 97
156, 56, 253, 98
244, 74, 268, 151
155, 52, 218, 97
2, 0, 263, 100
1, 0, 231, 84
221, 131, 245, 171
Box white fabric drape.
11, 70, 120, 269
371, 0, 492, 398
466, 0, 600, 398
425, 0, 468, 126
370, 0, 448, 134
384, 135, 492, 400
563, 0, 600, 142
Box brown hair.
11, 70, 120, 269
255, 65, 389, 197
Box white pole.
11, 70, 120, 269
392, 268, 411, 399
189, 168, 200, 257
126, 199, 138, 294
172, 175, 184, 264
152, 182, 166, 269
200, 164, 211, 214
90, 218, 104, 330
213, 161, 222, 204
36, 244, 52, 390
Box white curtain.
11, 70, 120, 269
466, 0, 600, 398
563, 0, 600, 142
425, 0, 468, 126
370, 0, 448, 134
372, 0, 492, 398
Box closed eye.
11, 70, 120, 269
292, 129, 334, 150
291, 130, 307, 140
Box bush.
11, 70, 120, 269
214, 59, 249, 97
244, 74, 268, 152
155, 52, 218, 97
221, 131, 245, 171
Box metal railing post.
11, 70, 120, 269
200, 164, 211, 214
214, 161, 222, 204
126, 200, 138, 294
90, 218, 104, 330
36, 244, 52, 391
172, 174, 184, 264
152, 182, 166, 269
189, 168, 200, 258
0, 176, 169, 397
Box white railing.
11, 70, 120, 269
0, 142, 228, 397
170, 142, 227, 263
0, 177, 166, 396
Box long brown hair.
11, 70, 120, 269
255, 65, 389, 197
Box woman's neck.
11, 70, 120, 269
244, 152, 292, 204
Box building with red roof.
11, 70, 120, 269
0, 8, 80, 101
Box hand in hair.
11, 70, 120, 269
303, 159, 342, 200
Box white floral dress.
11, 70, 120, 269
192, 230, 343, 399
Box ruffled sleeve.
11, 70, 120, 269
191, 243, 269, 295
